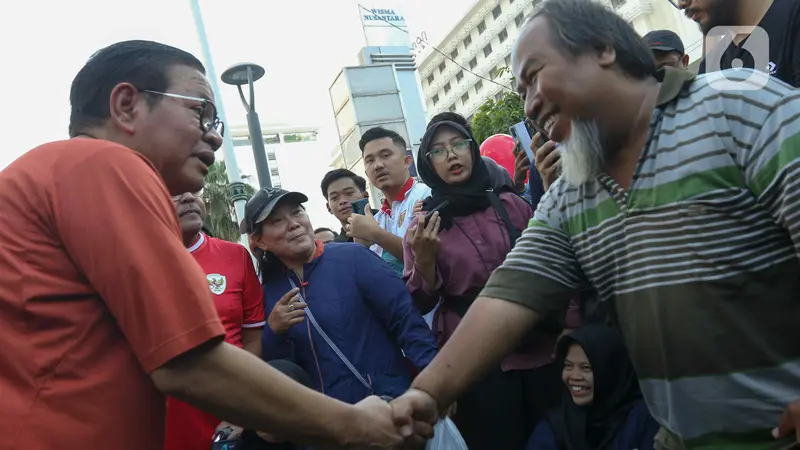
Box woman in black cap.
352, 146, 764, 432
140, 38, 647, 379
402, 112, 582, 449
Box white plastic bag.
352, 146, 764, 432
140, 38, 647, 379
425, 417, 468, 450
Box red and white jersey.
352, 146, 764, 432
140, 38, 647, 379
187, 233, 265, 347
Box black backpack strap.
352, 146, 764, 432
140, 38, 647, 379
487, 191, 522, 245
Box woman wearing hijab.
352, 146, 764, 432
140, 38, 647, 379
527, 324, 659, 450
402, 112, 582, 449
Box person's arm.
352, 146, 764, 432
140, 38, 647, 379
370, 226, 405, 261
408, 188, 583, 411
355, 246, 438, 369
402, 216, 441, 314
53, 147, 391, 448
240, 245, 266, 356
737, 82, 800, 256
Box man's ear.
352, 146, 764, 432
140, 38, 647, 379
326, 203, 332, 214
108, 82, 142, 135
681, 54, 690, 68
403, 153, 413, 169
596, 44, 616, 69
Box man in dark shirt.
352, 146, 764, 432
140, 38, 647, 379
319, 169, 374, 243
643, 29, 690, 70
675, 0, 800, 86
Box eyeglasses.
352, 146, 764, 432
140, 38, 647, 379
426, 139, 473, 163
666, 0, 681, 9
171, 189, 204, 202
142, 90, 225, 137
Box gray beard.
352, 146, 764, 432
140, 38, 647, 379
559, 119, 605, 187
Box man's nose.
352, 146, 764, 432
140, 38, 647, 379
677, 0, 691, 9
204, 131, 223, 151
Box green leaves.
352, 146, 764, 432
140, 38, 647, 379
201, 160, 256, 242
471, 90, 525, 144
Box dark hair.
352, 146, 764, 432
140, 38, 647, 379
528, 0, 656, 80
358, 127, 407, 153
428, 112, 474, 135
314, 227, 339, 237
69, 40, 206, 137
320, 169, 368, 199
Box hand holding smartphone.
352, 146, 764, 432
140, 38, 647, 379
351, 198, 370, 215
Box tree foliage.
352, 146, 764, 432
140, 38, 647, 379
471, 90, 526, 144
202, 160, 256, 243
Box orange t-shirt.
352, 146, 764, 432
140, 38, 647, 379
0, 138, 225, 450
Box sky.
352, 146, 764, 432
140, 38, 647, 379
0, 0, 472, 229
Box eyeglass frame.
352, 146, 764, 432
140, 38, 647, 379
141, 90, 225, 137
425, 139, 474, 163
666, 0, 681, 10
171, 189, 204, 202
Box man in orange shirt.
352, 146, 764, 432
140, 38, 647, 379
165, 191, 265, 450
0, 40, 411, 450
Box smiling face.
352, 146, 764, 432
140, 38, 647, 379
512, 17, 613, 144
428, 127, 474, 185
173, 190, 207, 241
562, 343, 595, 406
124, 65, 222, 195
326, 176, 367, 224
678, 0, 738, 35
253, 202, 315, 262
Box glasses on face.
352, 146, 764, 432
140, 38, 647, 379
142, 90, 225, 137
171, 189, 204, 202
426, 139, 472, 163
667, 0, 681, 9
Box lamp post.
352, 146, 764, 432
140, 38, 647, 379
221, 63, 272, 189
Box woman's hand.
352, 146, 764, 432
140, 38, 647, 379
513, 145, 531, 193
408, 212, 441, 266
267, 288, 306, 334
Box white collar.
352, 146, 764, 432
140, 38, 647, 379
187, 233, 206, 253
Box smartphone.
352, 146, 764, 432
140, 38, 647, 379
351, 198, 370, 215
423, 200, 450, 227
509, 121, 536, 163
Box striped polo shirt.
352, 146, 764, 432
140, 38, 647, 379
482, 67, 800, 450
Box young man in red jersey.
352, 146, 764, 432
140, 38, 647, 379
164, 190, 266, 450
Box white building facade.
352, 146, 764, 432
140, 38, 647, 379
417, 0, 704, 121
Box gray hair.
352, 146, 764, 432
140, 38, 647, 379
526, 0, 656, 80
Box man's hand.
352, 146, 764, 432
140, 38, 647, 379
347, 207, 380, 244
513, 142, 531, 193
214, 421, 243, 441
412, 200, 424, 218
407, 212, 441, 266
345, 396, 405, 449
773, 399, 800, 443
267, 288, 305, 334
533, 133, 561, 191
391, 389, 438, 448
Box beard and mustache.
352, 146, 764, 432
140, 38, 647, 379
558, 119, 608, 187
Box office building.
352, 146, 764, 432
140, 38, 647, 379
417, 0, 703, 121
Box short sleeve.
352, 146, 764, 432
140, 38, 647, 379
240, 246, 266, 328
480, 184, 585, 316
53, 143, 224, 373
738, 84, 800, 255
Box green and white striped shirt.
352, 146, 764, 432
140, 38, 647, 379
483, 68, 800, 450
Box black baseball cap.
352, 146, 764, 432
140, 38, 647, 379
239, 187, 309, 234
643, 30, 685, 55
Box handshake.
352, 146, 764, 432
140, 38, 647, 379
341, 388, 445, 450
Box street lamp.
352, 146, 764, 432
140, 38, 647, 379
221, 62, 272, 189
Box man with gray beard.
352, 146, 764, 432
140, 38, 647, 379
389, 0, 800, 448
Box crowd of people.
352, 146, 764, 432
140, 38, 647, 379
1, 0, 800, 449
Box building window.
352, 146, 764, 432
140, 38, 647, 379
515, 13, 524, 28
510, 79, 518, 90
463, 35, 472, 48
610, 0, 625, 7
505, 54, 511, 67
495, 92, 504, 102
467, 114, 475, 123
267, 151, 277, 161
492, 5, 502, 19
444, 82, 451, 94
232, 137, 250, 147
469, 58, 477, 69
432, 94, 439, 105
477, 21, 486, 34
439, 61, 446, 73
283, 132, 316, 143
475, 80, 483, 92
509, 0, 515, 4
456, 70, 464, 82
483, 43, 493, 58
462, 92, 470, 104
449, 104, 456, 112
499, 29, 508, 43
263, 134, 280, 145
427, 74, 434, 84
450, 48, 458, 60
